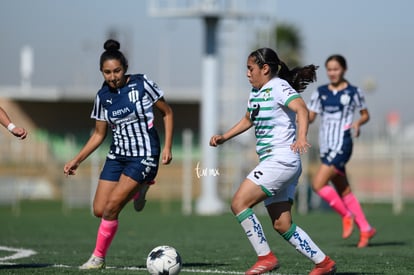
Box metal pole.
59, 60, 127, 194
392, 137, 403, 214
196, 16, 225, 214
182, 129, 193, 215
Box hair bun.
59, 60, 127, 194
104, 39, 120, 51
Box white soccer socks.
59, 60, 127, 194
237, 208, 271, 257
281, 223, 326, 264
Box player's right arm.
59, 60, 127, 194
64, 120, 107, 176
210, 111, 252, 147
308, 111, 317, 123
352, 108, 370, 137
307, 89, 320, 124
0, 106, 28, 139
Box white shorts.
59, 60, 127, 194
246, 157, 302, 206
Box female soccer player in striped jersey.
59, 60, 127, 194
210, 48, 335, 275
63, 39, 173, 269
308, 54, 376, 248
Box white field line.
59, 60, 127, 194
65, 265, 287, 274
53, 265, 247, 274
119, 266, 245, 274
0, 246, 37, 262
0, 246, 289, 274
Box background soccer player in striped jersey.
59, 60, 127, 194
308, 54, 376, 248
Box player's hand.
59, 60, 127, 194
352, 123, 361, 137
161, 148, 172, 165
209, 135, 225, 147
63, 160, 80, 176
290, 138, 311, 154
11, 127, 28, 140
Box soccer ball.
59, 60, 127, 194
146, 245, 182, 275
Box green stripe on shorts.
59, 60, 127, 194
260, 185, 273, 197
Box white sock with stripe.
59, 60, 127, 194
237, 208, 271, 256
281, 223, 326, 264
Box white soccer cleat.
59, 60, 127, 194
79, 254, 106, 270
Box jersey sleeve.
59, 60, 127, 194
277, 80, 301, 106
142, 74, 164, 103
90, 94, 106, 121
354, 87, 368, 110
307, 90, 322, 113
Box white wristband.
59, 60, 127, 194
7, 123, 16, 132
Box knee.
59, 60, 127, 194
102, 199, 122, 220
312, 184, 322, 193
92, 206, 104, 218
273, 219, 291, 234
312, 177, 327, 192
230, 200, 238, 215
93, 211, 103, 218
338, 185, 351, 197
230, 198, 247, 215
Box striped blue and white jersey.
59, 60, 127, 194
307, 84, 367, 154
248, 77, 302, 162
91, 74, 163, 157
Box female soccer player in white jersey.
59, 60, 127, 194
307, 54, 375, 248
210, 48, 335, 275
63, 39, 173, 269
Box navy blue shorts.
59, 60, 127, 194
320, 142, 353, 175
99, 155, 159, 183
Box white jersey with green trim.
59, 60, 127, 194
247, 77, 301, 161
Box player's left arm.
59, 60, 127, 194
352, 109, 370, 137
287, 97, 311, 154
155, 97, 174, 165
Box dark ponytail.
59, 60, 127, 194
249, 48, 318, 93
279, 62, 318, 93
99, 39, 128, 72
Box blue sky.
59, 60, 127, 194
276, 0, 414, 130
1, 0, 413, 130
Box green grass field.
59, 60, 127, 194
1, 200, 413, 274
